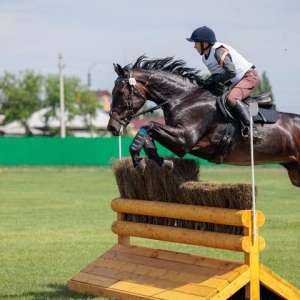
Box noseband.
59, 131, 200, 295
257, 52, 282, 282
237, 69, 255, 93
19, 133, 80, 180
109, 72, 146, 127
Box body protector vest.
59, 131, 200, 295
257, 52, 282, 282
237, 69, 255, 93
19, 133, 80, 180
202, 42, 252, 88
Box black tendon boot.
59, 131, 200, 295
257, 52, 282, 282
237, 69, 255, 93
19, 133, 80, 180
233, 100, 262, 143
129, 129, 147, 175
144, 136, 173, 172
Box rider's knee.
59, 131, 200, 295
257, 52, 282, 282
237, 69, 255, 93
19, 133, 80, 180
227, 94, 238, 107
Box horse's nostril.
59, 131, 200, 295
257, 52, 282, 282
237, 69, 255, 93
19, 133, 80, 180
107, 125, 118, 136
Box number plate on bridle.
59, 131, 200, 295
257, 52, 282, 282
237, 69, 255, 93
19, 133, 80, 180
129, 77, 136, 86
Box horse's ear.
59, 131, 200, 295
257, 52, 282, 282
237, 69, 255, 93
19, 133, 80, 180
113, 63, 125, 77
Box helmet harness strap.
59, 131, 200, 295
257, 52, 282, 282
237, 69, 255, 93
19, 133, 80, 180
200, 42, 211, 53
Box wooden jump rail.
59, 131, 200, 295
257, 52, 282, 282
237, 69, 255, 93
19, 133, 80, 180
111, 198, 266, 253
68, 198, 300, 300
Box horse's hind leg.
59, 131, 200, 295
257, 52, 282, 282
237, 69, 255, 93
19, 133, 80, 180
281, 161, 300, 188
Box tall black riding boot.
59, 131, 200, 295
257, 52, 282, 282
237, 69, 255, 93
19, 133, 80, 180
232, 100, 262, 143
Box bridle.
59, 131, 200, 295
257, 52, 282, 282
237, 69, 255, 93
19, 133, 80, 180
109, 71, 199, 127
109, 72, 147, 127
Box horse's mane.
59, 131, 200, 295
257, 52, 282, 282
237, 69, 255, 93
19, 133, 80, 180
124, 55, 203, 84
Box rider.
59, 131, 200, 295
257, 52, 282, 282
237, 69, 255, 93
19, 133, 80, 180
186, 26, 262, 142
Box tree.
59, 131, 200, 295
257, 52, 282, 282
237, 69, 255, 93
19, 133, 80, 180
76, 90, 102, 136
44, 75, 101, 136
0, 70, 43, 136
250, 71, 274, 102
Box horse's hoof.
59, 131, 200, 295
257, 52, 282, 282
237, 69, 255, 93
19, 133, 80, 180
135, 159, 146, 176
162, 159, 173, 173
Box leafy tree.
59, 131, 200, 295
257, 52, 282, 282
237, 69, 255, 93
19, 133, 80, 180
0, 70, 43, 136
76, 90, 102, 135
44, 75, 101, 136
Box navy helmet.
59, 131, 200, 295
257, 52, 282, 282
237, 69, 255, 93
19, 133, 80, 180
186, 26, 217, 44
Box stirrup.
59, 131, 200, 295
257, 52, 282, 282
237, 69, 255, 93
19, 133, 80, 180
252, 129, 262, 143
241, 125, 262, 143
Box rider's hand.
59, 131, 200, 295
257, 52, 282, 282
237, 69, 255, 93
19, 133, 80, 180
203, 78, 215, 87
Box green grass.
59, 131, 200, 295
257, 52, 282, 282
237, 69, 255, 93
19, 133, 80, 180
0, 165, 299, 299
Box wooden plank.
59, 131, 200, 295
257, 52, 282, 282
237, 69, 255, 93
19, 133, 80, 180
199, 277, 229, 291
87, 257, 231, 291
70, 272, 118, 287
260, 264, 300, 295
87, 259, 214, 287
79, 253, 248, 291
210, 268, 250, 300
68, 280, 159, 300
173, 283, 217, 298
86, 265, 187, 290
68, 245, 253, 300
260, 265, 300, 299
111, 243, 244, 270
153, 289, 207, 300
100, 248, 242, 277
112, 220, 247, 252
70, 267, 221, 300
213, 265, 249, 284
85, 257, 224, 291
98, 253, 242, 284
109, 280, 167, 297
111, 198, 250, 226
70, 272, 171, 298
70, 248, 249, 294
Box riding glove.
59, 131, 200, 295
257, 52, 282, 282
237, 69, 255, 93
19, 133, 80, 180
203, 78, 215, 87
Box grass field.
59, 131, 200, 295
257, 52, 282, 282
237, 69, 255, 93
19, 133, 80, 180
0, 163, 299, 299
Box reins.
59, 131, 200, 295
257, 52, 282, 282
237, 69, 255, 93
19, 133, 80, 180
133, 87, 198, 118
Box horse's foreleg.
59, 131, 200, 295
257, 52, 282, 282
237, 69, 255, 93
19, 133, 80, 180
144, 135, 173, 172
129, 127, 173, 174
144, 122, 199, 157
129, 128, 147, 174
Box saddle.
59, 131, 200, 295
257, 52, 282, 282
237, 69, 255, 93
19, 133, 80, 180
210, 92, 279, 164
218, 91, 278, 124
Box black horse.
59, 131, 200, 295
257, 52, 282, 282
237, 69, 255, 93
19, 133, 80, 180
107, 55, 300, 188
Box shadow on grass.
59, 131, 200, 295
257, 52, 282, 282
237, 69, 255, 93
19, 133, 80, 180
0, 283, 115, 300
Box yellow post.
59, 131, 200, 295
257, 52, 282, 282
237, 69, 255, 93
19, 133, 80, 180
244, 211, 262, 300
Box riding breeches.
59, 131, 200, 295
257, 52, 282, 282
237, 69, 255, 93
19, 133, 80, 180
226, 68, 259, 107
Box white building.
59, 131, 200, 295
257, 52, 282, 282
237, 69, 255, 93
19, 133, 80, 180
0, 107, 110, 137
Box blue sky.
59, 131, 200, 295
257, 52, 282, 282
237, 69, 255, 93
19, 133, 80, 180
1, 0, 299, 114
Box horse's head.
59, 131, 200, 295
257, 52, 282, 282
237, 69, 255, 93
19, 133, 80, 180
107, 55, 203, 136
107, 63, 148, 136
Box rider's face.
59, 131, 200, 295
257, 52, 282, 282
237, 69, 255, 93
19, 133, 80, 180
194, 42, 209, 56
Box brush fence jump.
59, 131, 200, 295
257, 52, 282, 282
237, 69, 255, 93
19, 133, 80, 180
68, 197, 300, 300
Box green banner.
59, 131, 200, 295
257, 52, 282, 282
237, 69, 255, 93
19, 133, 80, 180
0, 137, 216, 166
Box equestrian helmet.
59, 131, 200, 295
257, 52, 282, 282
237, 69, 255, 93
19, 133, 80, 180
186, 26, 217, 43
